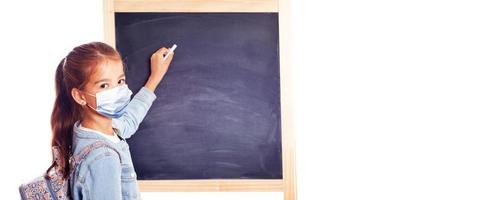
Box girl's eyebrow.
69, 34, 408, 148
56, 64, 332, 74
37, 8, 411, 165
93, 74, 126, 84
94, 79, 110, 84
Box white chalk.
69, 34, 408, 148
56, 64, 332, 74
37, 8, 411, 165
163, 44, 177, 60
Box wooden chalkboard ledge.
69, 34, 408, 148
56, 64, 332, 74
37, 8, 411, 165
113, 0, 278, 12
138, 179, 283, 192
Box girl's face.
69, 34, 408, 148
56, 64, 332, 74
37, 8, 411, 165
84, 59, 126, 95
72, 59, 126, 115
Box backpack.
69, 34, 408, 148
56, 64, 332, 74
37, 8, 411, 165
19, 141, 121, 200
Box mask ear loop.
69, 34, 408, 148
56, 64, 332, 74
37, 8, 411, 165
79, 89, 98, 112
86, 103, 98, 112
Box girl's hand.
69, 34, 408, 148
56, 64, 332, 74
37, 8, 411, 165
145, 47, 175, 92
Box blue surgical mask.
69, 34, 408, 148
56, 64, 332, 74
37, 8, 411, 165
85, 84, 133, 118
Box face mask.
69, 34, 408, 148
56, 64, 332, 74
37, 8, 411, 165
84, 84, 133, 118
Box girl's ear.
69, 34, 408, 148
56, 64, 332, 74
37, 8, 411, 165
71, 88, 87, 106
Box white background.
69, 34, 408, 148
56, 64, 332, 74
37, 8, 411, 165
1, 0, 497, 199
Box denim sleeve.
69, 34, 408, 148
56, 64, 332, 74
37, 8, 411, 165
85, 153, 122, 199
112, 87, 157, 139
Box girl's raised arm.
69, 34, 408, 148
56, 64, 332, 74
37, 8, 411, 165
112, 47, 174, 138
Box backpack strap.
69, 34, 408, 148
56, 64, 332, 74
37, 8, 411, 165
69, 140, 122, 172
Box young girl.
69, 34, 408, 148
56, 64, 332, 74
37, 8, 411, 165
51, 42, 173, 199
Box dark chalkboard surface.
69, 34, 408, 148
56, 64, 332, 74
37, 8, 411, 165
115, 13, 281, 180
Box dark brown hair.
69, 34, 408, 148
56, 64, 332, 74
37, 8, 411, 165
48, 42, 121, 178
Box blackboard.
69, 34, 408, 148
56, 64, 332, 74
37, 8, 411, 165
115, 13, 281, 180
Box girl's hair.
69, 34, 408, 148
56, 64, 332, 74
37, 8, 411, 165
48, 42, 122, 178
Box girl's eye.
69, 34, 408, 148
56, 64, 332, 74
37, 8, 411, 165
118, 79, 126, 85
99, 83, 109, 89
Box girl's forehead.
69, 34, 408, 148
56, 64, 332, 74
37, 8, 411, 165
91, 59, 124, 80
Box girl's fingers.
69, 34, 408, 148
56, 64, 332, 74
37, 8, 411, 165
162, 49, 171, 58
152, 47, 174, 61
158, 47, 169, 56
162, 49, 175, 61
152, 47, 167, 56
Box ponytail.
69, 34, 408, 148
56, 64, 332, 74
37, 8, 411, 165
47, 58, 79, 178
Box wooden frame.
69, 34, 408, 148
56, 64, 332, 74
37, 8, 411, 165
103, 0, 296, 199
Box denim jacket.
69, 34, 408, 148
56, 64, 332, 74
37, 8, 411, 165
70, 87, 156, 200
